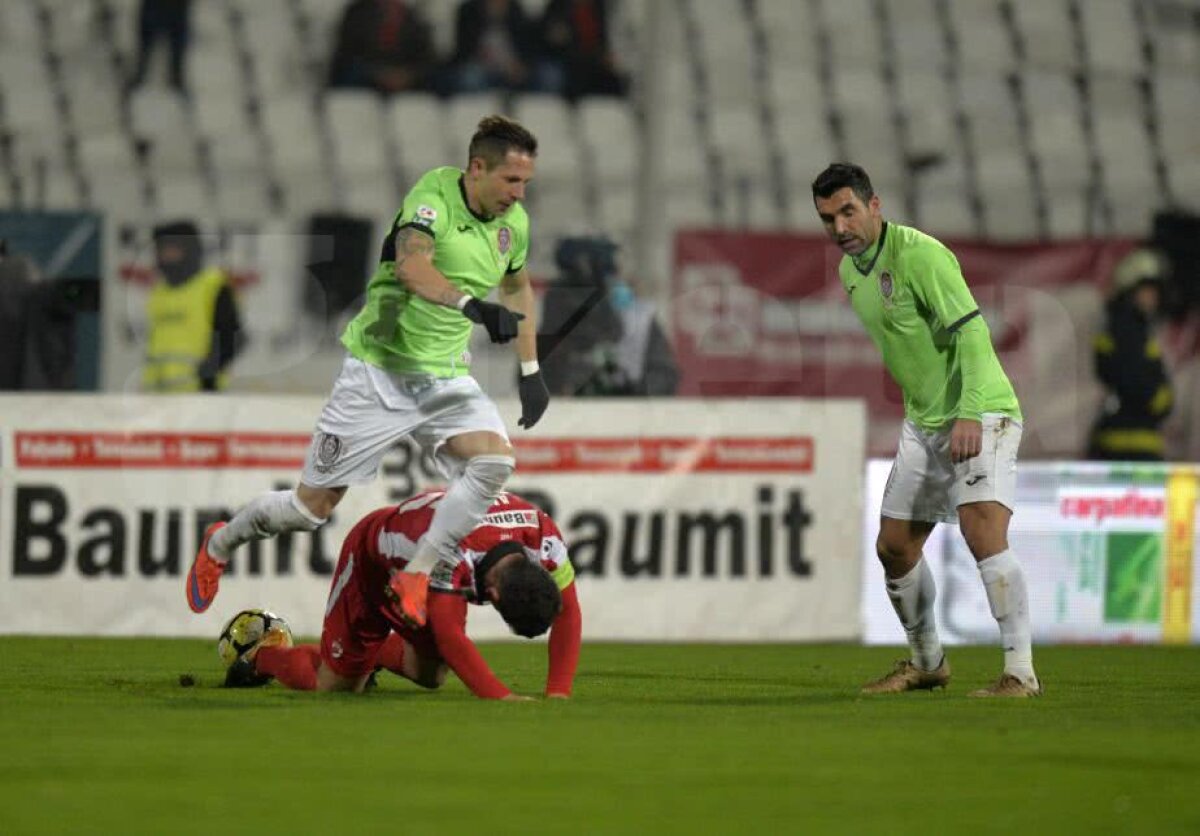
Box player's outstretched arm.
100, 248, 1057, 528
545, 582, 582, 698
501, 267, 550, 428
428, 592, 513, 699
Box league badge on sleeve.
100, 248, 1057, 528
413, 204, 437, 228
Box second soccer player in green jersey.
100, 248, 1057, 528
186, 116, 549, 631
813, 163, 1040, 698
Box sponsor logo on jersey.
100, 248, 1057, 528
483, 510, 538, 528
497, 227, 511, 254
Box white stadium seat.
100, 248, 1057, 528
325, 91, 389, 176
389, 94, 451, 183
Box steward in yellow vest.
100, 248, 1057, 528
142, 222, 244, 392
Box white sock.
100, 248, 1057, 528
885, 557, 944, 672
209, 490, 326, 561
405, 455, 515, 574
977, 549, 1037, 685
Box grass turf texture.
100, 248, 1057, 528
2, 640, 1199, 835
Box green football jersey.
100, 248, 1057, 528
341, 166, 530, 377
838, 222, 1021, 429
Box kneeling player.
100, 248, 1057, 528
228, 490, 582, 700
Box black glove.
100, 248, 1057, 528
518, 370, 550, 429
462, 298, 525, 344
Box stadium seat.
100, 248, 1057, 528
1152, 72, 1200, 165
239, 0, 297, 95
1011, 1, 1078, 72
388, 94, 452, 183
324, 91, 389, 180
444, 92, 505, 154
888, 0, 947, 75
692, 0, 756, 108
155, 170, 214, 221
511, 94, 580, 182
127, 88, 198, 168
62, 64, 125, 135
1091, 76, 1157, 234
576, 98, 637, 182
946, 0, 1015, 73
915, 156, 977, 239
262, 92, 323, 171
1079, 0, 1144, 77
1021, 69, 1090, 219
189, 40, 242, 96
0, 51, 57, 133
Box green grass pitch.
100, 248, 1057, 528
2, 639, 1199, 835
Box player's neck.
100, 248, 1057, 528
852, 220, 888, 271
459, 175, 494, 222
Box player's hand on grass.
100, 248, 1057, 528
950, 418, 982, 463
545, 692, 570, 700
502, 693, 536, 701
518, 370, 549, 429
462, 298, 524, 344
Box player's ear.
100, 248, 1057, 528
869, 194, 882, 214
486, 586, 501, 604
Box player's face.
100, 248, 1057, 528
469, 151, 536, 218
814, 188, 882, 256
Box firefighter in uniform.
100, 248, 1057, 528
1087, 248, 1174, 461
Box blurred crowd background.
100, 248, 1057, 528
2, 0, 1200, 461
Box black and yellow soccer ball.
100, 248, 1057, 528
217, 608, 293, 671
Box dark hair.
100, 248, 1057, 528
468, 115, 538, 170
493, 559, 562, 639
811, 163, 875, 203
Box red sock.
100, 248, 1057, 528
256, 644, 321, 690
374, 633, 406, 676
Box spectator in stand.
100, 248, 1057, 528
447, 0, 561, 95
328, 0, 439, 94
539, 236, 678, 396
1087, 248, 1175, 462
539, 0, 629, 101
126, 0, 193, 95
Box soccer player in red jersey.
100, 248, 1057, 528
228, 490, 582, 700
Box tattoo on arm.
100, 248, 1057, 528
394, 227, 460, 306
393, 227, 435, 273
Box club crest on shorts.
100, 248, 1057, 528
879, 271, 894, 306
497, 227, 511, 255
315, 432, 343, 472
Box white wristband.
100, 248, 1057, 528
456, 295, 471, 311
520, 360, 540, 376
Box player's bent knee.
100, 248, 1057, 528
464, 454, 516, 494
295, 484, 345, 524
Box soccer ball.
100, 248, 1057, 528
217, 608, 293, 670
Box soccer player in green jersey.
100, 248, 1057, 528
185, 115, 550, 630
812, 163, 1040, 698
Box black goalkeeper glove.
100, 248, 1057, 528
518, 370, 550, 429
462, 298, 524, 344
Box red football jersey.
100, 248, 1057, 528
350, 490, 574, 625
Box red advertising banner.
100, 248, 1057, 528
672, 230, 1136, 456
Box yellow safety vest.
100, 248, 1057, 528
142, 267, 231, 392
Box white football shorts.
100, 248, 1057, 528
300, 355, 509, 488
880, 412, 1022, 525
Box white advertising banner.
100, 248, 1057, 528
0, 395, 865, 642
860, 459, 1200, 645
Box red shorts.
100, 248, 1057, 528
320, 532, 441, 678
